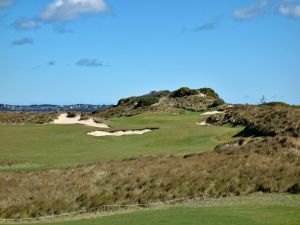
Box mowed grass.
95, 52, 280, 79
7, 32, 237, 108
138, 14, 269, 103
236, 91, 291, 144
7, 194, 300, 225
0, 112, 242, 170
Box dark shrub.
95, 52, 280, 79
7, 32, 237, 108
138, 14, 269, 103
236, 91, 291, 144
200, 88, 220, 99
211, 99, 225, 108
66, 111, 77, 118
135, 97, 159, 108
117, 97, 136, 106
92, 109, 103, 115
147, 90, 171, 98
172, 87, 199, 98
287, 183, 300, 194
262, 102, 290, 107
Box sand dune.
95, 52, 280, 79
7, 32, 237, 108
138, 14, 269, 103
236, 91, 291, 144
52, 113, 109, 128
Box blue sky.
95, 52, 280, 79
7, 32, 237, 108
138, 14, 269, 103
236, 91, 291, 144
1, 0, 299, 105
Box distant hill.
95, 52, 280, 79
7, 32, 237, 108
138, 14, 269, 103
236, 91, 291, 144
96, 87, 226, 118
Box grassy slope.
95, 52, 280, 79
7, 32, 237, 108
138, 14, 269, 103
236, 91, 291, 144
0, 112, 242, 170
6, 194, 300, 225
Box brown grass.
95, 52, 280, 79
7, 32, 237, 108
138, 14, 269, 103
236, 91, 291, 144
0, 112, 58, 125
0, 136, 299, 219
207, 105, 300, 137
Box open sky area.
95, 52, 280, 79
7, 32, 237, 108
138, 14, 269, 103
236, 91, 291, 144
1, 0, 299, 105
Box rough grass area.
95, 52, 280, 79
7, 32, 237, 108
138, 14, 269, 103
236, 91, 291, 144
207, 105, 300, 137
0, 112, 242, 171
0, 112, 58, 125
1, 194, 300, 225
0, 136, 299, 219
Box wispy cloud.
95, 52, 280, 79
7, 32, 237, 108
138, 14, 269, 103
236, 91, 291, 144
47, 61, 56, 66
12, 17, 38, 30
11, 38, 34, 46
53, 24, 73, 34
278, 0, 300, 19
39, 0, 110, 22
0, 0, 14, 8
192, 17, 222, 32
76, 58, 105, 67
234, 0, 269, 20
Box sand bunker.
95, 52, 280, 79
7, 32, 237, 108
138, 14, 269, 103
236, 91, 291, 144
201, 111, 224, 116
52, 113, 109, 128
87, 129, 153, 137
196, 121, 210, 126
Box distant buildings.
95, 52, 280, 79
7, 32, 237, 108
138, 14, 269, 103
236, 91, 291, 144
0, 104, 111, 112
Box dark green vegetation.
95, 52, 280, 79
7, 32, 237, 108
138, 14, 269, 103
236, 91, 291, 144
171, 87, 199, 98
135, 96, 159, 108
0, 112, 241, 171
8, 194, 300, 225
66, 112, 77, 118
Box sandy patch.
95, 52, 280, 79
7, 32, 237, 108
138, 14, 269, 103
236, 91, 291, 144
196, 121, 210, 126
52, 113, 109, 128
201, 111, 224, 116
87, 129, 153, 137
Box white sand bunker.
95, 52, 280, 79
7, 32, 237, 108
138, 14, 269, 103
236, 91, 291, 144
52, 113, 109, 128
201, 111, 224, 116
87, 129, 153, 137
196, 121, 210, 126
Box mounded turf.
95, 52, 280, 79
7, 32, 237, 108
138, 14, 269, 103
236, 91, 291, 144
3, 194, 299, 225
0, 112, 242, 171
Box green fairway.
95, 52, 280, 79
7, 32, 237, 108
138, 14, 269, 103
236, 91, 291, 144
0, 112, 242, 170
5, 194, 300, 225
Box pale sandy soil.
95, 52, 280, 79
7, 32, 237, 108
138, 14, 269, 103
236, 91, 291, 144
52, 113, 109, 128
201, 111, 224, 116
87, 129, 153, 137
196, 121, 210, 126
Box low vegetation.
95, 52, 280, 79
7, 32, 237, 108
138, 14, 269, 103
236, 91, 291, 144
9, 194, 300, 225
0, 112, 58, 125
199, 88, 220, 99
0, 135, 299, 219
207, 104, 300, 137
135, 96, 159, 108
66, 112, 77, 118
171, 87, 199, 98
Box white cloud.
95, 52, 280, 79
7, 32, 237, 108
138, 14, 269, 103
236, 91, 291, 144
278, 0, 300, 18
13, 17, 38, 30
40, 0, 109, 21
234, 0, 269, 20
0, 0, 14, 8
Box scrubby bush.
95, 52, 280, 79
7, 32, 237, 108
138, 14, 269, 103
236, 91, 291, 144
171, 87, 199, 98
146, 90, 171, 98
117, 97, 136, 106
200, 88, 220, 99
66, 112, 77, 118
211, 99, 225, 108
262, 102, 290, 107
135, 97, 159, 108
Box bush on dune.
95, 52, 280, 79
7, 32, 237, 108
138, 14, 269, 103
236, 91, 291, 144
200, 88, 220, 99
135, 96, 159, 108
172, 87, 199, 98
